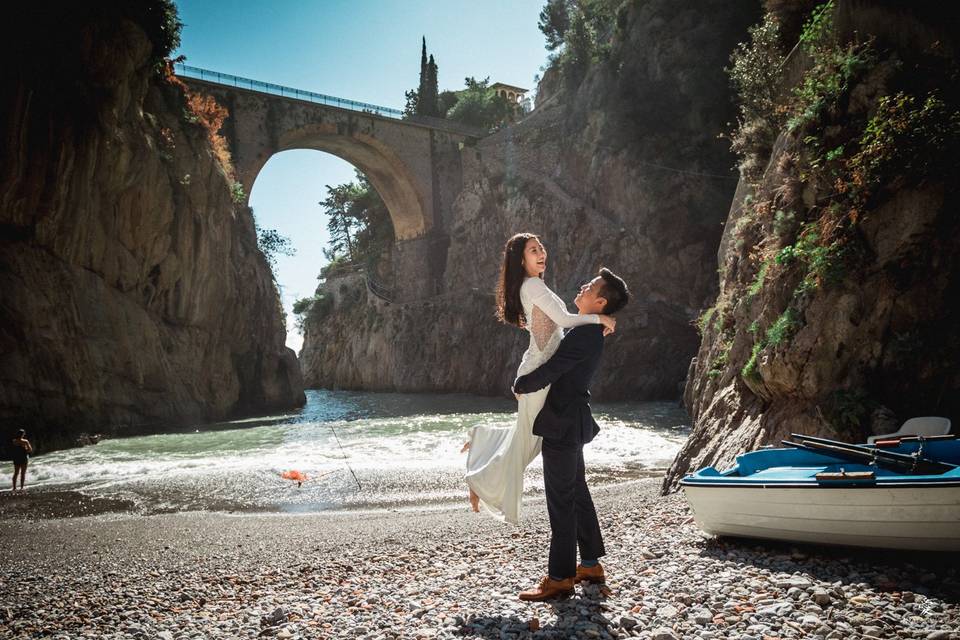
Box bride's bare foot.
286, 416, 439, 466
469, 488, 480, 512
460, 440, 471, 453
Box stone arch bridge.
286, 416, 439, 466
178, 65, 481, 299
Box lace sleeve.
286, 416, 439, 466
523, 278, 599, 329
530, 305, 558, 351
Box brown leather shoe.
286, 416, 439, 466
518, 576, 575, 601
574, 563, 605, 584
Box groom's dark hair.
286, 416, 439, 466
597, 268, 630, 315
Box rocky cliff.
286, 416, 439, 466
0, 3, 304, 448
301, 0, 760, 399
664, 0, 960, 487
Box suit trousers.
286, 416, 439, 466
541, 436, 605, 579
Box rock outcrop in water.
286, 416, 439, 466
664, 1, 960, 488
300, 0, 760, 399
0, 3, 305, 447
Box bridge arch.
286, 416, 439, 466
179, 68, 478, 298
182, 77, 447, 243
244, 124, 429, 241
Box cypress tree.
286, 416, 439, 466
425, 54, 439, 116
416, 37, 429, 115
415, 37, 440, 117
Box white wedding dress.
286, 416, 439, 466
465, 276, 600, 524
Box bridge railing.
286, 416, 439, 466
175, 63, 404, 119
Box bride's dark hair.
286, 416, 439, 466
495, 232, 540, 327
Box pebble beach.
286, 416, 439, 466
1, 478, 958, 639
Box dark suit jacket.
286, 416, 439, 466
513, 324, 604, 445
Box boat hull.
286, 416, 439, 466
683, 484, 960, 551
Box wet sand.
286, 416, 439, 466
0, 466, 666, 520
0, 488, 138, 519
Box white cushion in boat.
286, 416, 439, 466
867, 416, 952, 444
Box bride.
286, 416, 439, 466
463, 233, 615, 524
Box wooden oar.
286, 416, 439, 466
792, 432, 957, 470
782, 439, 877, 466
781, 439, 934, 475
790, 434, 956, 474
785, 434, 956, 475
875, 434, 957, 447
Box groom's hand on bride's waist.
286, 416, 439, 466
513, 375, 532, 395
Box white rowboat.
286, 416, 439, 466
681, 436, 960, 551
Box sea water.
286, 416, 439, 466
15, 390, 689, 515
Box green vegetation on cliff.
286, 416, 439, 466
725, 13, 787, 181
126, 0, 183, 70
403, 38, 519, 130
292, 171, 394, 333
688, 0, 960, 451
253, 219, 295, 275
538, 0, 620, 87
444, 77, 515, 130
318, 171, 394, 278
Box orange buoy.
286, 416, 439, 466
281, 470, 308, 486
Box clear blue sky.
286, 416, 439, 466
173, 1, 550, 353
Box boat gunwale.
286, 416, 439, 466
680, 478, 960, 488
681, 440, 960, 488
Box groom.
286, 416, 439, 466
512, 267, 630, 601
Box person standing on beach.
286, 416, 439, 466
463, 234, 616, 524
512, 268, 630, 601
10, 429, 33, 492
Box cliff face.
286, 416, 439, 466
664, 1, 960, 487
0, 4, 304, 447
301, 0, 760, 399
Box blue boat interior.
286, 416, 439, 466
685, 439, 960, 485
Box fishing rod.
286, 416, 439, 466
327, 421, 362, 491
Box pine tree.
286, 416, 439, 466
320, 184, 359, 261
539, 0, 570, 51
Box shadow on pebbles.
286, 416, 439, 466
0, 479, 958, 639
